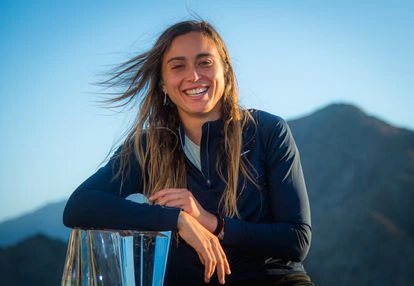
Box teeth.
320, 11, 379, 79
185, 87, 208, 96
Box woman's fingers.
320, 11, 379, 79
163, 198, 185, 208
203, 247, 215, 283
198, 253, 205, 265
217, 241, 231, 275
177, 212, 230, 284
148, 188, 186, 202
198, 239, 218, 283
209, 245, 217, 280
149, 190, 190, 210
203, 237, 229, 284
211, 240, 226, 284
155, 195, 184, 207
151, 190, 216, 234
152, 189, 203, 218
155, 196, 192, 215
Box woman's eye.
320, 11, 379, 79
199, 60, 213, 67
172, 65, 184, 70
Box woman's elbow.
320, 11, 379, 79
289, 224, 312, 261
62, 191, 85, 228
62, 198, 77, 228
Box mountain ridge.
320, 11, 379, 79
0, 201, 70, 246
287, 103, 414, 285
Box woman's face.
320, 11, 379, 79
162, 32, 225, 123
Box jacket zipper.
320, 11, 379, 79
205, 124, 211, 187
179, 126, 210, 186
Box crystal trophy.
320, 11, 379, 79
61, 228, 171, 286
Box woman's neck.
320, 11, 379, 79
181, 117, 205, 145
180, 113, 221, 145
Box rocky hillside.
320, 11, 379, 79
289, 103, 414, 285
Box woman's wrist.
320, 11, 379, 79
213, 214, 224, 235
217, 217, 225, 240
198, 210, 218, 233
199, 211, 224, 239
177, 211, 191, 230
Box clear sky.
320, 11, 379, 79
0, 0, 413, 223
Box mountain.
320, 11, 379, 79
0, 201, 70, 247
288, 103, 414, 285
0, 234, 67, 286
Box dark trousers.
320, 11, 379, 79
256, 273, 314, 286
229, 272, 314, 286
274, 273, 313, 286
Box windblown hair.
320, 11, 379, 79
103, 20, 255, 217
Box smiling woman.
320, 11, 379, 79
63, 20, 313, 286
162, 32, 225, 133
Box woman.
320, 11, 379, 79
63, 21, 313, 286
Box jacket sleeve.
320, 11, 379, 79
222, 114, 312, 262
63, 144, 181, 231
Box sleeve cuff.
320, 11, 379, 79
151, 205, 181, 231
221, 217, 246, 245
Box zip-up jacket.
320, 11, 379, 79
63, 109, 312, 285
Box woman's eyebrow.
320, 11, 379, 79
197, 53, 214, 59
167, 56, 186, 64
166, 53, 214, 64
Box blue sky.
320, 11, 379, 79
0, 0, 413, 223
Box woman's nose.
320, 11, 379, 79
186, 66, 201, 82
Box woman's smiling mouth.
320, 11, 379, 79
183, 87, 209, 97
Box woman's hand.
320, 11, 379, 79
177, 211, 231, 284
149, 188, 218, 233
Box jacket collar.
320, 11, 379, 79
178, 118, 224, 146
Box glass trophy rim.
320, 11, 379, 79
71, 227, 170, 238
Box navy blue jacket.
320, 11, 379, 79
63, 109, 312, 285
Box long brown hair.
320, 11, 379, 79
102, 21, 255, 217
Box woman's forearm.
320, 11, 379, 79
221, 218, 311, 262
63, 188, 181, 231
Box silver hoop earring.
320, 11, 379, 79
163, 93, 167, 105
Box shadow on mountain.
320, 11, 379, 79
0, 234, 67, 286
